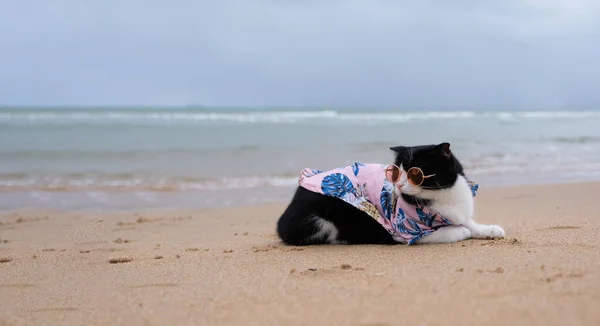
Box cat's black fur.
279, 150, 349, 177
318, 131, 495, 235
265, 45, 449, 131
276, 142, 467, 245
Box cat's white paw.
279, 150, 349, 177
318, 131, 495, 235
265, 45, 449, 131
470, 224, 505, 239
455, 226, 472, 240
416, 226, 472, 244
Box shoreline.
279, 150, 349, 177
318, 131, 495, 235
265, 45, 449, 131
2, 177, 600, 214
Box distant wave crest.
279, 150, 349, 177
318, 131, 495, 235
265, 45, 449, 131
0, 110, 340, 125
4, 109, 597, 126
548, 136, 600, 144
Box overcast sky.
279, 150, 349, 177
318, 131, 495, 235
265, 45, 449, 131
1, 1, 599, 109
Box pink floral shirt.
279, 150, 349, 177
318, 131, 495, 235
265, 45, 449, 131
298, 162, 470, 245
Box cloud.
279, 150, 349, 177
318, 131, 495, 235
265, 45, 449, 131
0, 0, 599, 108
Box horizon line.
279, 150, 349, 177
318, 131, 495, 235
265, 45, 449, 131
0, 105, 598, 111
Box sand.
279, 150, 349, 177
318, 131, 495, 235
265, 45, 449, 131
1, 182, 599, 326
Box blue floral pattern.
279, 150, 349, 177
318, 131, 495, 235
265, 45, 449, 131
380, 186, 394, 220
469, 182, 479, 197
440, 216, 453, 225
396, 217, 432, 245
416, 207, 436, 227
395, 207, 406, 229
398, 207, 406, 219
321, 173, 355, 198
350, 161, 365, 176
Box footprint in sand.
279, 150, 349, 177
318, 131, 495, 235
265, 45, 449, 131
15, 216, 50, 224
32, 307, 78, 312
479, 238, 521, 246
130, 283, 179, 288
251, 245, 304, 253
476, 267, 505, 273
541, 271, 585, 283
539, 226, 582, 231
108, 257, 133, 264
116, 215, 192, 227
291, 264, 366, 275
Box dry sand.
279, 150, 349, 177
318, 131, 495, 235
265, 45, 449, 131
1, 182, 599, 326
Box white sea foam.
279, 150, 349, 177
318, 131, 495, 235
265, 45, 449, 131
494, 111, 600, 120
0, 173, 302, 192
3, 109, 598, 126
0, 110, 340, 125
2, 159, 600, 193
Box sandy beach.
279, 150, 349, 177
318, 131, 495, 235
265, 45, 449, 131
1, 181, 599, 326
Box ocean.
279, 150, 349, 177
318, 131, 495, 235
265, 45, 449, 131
2, 107, 600, 212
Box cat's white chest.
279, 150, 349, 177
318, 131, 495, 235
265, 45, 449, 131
427, 176, 474, 225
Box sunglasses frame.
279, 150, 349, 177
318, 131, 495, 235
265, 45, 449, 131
385, 164, 436, 186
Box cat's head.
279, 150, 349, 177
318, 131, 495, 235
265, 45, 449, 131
389, 142, 465, 197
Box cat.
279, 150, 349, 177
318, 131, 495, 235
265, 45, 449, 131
276, 142, 505, 245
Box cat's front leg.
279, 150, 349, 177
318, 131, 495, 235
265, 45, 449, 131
415, 226, 471, 244
463, 219, 505, 239
429, 203, 469, 225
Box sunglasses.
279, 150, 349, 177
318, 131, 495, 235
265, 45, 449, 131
385, 165, 436, 186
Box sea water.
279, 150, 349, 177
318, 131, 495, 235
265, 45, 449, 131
1, 107, 600, 211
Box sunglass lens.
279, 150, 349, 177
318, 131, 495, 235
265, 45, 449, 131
386, 166, 400, 183
407, 168, 424, 185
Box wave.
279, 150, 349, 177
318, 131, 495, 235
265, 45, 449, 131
0, 172, 301, 192
6, 109, 599, 126
498, 111, 600, 119
548, 136, 600, 144
3, 109, 600, 126
0, 110, 339, 126
0, 109, 474, 125
0, 145, 265, 159
4, 159, 600, 192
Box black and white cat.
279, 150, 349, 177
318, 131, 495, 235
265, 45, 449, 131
276, 143, 505, 245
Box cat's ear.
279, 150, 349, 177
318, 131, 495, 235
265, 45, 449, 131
436, 142, 452, 159
390, 146, 407, 153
